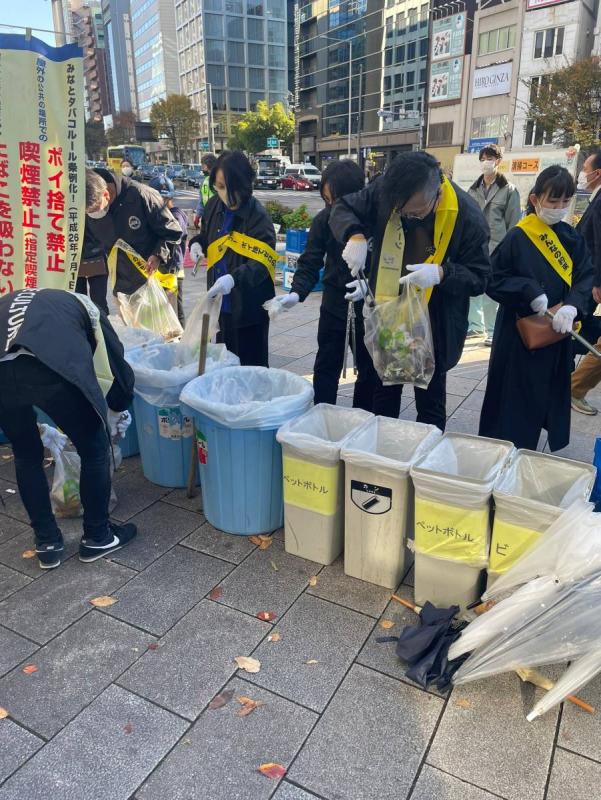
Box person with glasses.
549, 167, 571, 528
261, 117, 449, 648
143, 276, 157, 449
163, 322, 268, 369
330, 151, 491, 430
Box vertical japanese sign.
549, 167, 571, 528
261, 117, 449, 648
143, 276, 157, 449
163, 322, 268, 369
0, 34, 85, 295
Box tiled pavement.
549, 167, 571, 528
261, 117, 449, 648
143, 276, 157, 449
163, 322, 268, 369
0, 274, 600, 799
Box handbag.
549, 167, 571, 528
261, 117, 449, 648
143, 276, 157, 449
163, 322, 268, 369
78, 256, 107, 279
516, 304, 570, 350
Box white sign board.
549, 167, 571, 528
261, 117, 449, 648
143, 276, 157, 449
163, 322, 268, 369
473, 63, 513, 99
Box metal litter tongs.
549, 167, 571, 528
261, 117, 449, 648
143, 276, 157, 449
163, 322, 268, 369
545, 310, 601, 359
343, 268, 376, 379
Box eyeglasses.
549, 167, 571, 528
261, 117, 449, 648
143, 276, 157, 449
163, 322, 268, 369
400, 189, 441, 221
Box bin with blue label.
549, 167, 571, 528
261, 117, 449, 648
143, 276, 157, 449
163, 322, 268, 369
127, 342, 239, 487
180, 366, 313, 535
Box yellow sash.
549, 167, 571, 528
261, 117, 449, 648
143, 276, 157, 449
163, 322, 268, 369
375, 177, 459, 303
207, 230, 277, 283
106, 239, 178, 294
74, 293, 113, 398
516, 214, 573, 286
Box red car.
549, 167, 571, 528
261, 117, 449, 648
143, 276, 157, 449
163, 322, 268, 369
281, 173, 312, 191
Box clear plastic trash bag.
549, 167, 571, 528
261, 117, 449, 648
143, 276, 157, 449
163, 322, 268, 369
180, 292, 222, 351
50, 443, 120, 518
108, 315, 163, 352
364, 286, 435, 388
117, 275, 183, 341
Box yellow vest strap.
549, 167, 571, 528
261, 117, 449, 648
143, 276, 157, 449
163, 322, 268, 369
207, 230, 277, 283
516, 214, 573, 287
107, 239, 178, 294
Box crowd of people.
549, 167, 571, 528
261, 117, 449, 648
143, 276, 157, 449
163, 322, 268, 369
0, 145, 598, 571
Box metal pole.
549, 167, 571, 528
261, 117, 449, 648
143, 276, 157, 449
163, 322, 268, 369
50, 0, 67, 46
357, 64, 363, 170
207, 82, 215, 153
347, 39, 352, 158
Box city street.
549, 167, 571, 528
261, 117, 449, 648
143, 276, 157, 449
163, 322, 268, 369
174, 186, 326, 217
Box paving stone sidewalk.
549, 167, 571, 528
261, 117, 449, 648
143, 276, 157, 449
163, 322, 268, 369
0, 275, 600, 799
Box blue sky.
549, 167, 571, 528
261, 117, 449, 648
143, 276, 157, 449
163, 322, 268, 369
2, 1, 56, 45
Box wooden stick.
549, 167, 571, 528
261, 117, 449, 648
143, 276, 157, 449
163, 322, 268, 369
391, 594, 422, 613
186, 313, 210, 498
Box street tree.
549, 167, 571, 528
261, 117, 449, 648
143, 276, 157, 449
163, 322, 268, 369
525, 57, 601, 147
106, 112, 137, 145
228, 101, 295, 154
85, 120, 107, 160
150, 94, 200, 162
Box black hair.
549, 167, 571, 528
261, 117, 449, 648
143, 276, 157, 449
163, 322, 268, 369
381, 151, 443, 214
479, 144, 502, 161
201, 153, 218, 171
93, 167, 115, 186
320, 159, 365, 203
525, 165, 575, 214
86, 168, 108, 209
210, 150, 254, 207
121, 158, 133, 166
586, 148, 601, 171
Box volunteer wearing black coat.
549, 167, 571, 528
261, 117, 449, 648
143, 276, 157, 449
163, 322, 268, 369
272, 159, 377, 409
85, 168, 182, 296
479, 166, 594, 451
330, 151, 491, 430
0, 289, 137, 570
189, 151, 276, 367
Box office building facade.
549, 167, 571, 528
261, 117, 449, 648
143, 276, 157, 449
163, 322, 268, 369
69, 0, 112, 121
130, 0, 181, 121
102, 0, 139, 116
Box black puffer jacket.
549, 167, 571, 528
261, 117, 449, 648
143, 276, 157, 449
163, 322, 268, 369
290, 206, 369, 321
0, 289, 134, 417
87, 171, 182, 295
329, 177, 491, 371
190, 195, 276, 328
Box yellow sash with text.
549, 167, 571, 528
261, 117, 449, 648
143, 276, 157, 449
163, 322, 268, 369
516, 214, 573, 287
375, 177, 459, 303
207, 231, 277, 282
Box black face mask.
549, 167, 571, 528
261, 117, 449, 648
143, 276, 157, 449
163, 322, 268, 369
402, 212, 433, 231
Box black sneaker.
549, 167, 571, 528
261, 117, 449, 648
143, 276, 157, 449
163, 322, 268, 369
36, 536, 64, 570
79, 522, 137, 563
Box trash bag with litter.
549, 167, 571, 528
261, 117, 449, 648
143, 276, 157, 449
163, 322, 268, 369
117, 275, 183, 341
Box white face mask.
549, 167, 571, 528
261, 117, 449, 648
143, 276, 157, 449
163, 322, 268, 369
536, 202, 569, 226
480, 160, 496, 176
577, 170, 598, 192
121, 166, 134, 177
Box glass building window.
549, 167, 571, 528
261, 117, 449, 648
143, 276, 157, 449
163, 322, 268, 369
227, 41, 245, 63
225, 0, 242, 10
248, 42, 265, 65
534, 27, 564, 59
247, 17, 264, 39
471, 114, 509, 139
249, 67, 264, 89
479, 25, 516, 55
229, 66, 246, 87
419, 38, 427, 57
205, 39, 225, 62
229, 90, 247, 111
407, 42, 416, 60
385, 48, 392, 66
406, 70, 415, 88
268, 45, 285, 67
249, 92, 263, 110
395, 45, 405, 63
268, 20, 285, 43
227, 16, 244, 38
394, 73, 404, 90
269, 69, 285, 91
204, 13, 223, 37
212, 87, 227, 110
247, 0, 263, 15
267, 0, 285, 17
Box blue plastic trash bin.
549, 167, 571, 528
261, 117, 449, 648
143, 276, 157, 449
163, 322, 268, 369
128, 342, 239, 487
180, 366, 313, 535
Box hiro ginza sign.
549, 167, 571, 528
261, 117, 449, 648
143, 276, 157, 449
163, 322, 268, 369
473, 62, 513, 99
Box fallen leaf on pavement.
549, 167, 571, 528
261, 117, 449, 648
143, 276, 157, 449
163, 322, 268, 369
21, 550, 36, 559
379, 619, 395, 630
258, 535, 273, 551
305, 659, 319, 665
270, 560, 279, 572
0, 707, 9, 719
267, 633, 282, 642
208, 586, 223, 601
308, 576, 318, 587
237, 696, 265, 717
234, 656, 261, 673
89, 596, 117, 608
258, 763, 286, 780
454, 698, 471, 710
22, 665, 38, 675
257, 611, 277, 622
248, 536, 262, 546
147, 642, 160, 651
123, 723, 133, 734
208, 689, 235, 709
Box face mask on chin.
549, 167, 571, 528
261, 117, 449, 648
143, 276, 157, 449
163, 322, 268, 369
535, 202, 569, 227
121, 167, 134, 177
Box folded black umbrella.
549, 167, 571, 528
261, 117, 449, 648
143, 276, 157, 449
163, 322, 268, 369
394, 602, 469, 690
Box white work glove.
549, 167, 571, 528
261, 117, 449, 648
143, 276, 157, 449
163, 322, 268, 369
190, 243, 203, 261
107, 410, 132, 439
551, 304, 577, 334
344, 279, 369, 302
399, 263, 441, 289
342, 237, 368, 278
38, 424, 67, 454
530, 293, 548, 316
207, 274, 235, 300
277, 292, 300, 311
